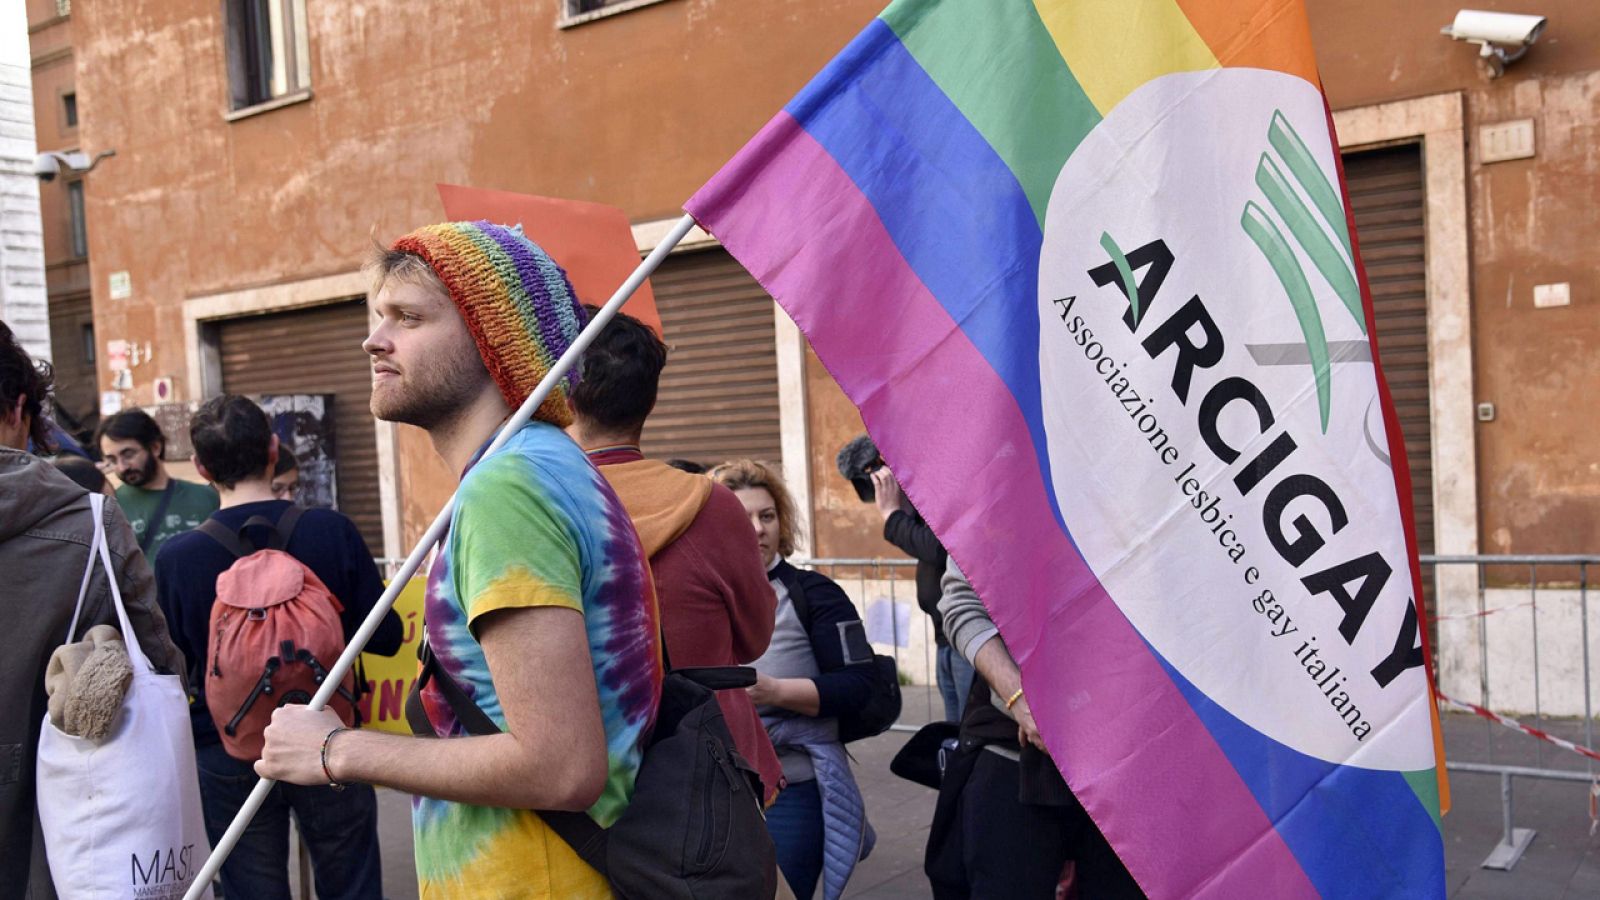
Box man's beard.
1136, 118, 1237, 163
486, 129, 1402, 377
370, 347, 491, 431
119, 451, 159, 487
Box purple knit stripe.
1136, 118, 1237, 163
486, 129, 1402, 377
455, 224, 542, 377
533, 253, 585, 392
477, 222, 566, 376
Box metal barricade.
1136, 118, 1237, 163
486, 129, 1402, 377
1423, 553, 1599, 871
377, 549, 1599, 872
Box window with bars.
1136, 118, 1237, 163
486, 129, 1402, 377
224, 0, 311, 111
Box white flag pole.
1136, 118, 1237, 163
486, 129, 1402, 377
184, 213, 699, 898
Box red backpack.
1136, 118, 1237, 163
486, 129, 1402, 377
198, 507, 356, 761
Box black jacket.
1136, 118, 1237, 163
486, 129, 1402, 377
772, 559, 876, 718
882, 507, 949, 646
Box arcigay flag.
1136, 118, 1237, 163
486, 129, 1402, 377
686, 0, 1447, 897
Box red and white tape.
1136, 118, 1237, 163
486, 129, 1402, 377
1433, 601, 1534, 623
1438, 692, 1600, 764
1438, 692, 1600, 833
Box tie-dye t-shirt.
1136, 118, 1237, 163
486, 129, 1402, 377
413, 422, 662, 898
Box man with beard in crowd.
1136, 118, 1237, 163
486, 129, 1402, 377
97, 409, 218, 561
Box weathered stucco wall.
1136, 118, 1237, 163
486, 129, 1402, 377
1463, 70, 1600, 559
71, 0, 881, 538
73, 0, 882, 405
804, 345, 883, 560
1310, 0, 1600, 561
68, 0, 1600, 566
28, 4, 95, 426
810, 0, 1600, 562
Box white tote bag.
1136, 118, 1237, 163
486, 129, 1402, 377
37, 493, 213, 900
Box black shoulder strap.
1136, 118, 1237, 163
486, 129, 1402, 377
405, 639, 501, 737
195, 504, 306, 557
197, 517, 247, 558
403, 637, 611, 873
276, 504, 306, 544
137, 480, 179, 555
234, 504, 307, 553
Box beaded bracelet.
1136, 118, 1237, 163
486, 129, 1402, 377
321, 726, 349, 791
1004, 688, 1025, 710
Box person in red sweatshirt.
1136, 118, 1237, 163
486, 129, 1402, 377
568, 306, 784, 804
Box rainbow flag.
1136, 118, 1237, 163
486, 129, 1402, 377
687, 0, 1447, 896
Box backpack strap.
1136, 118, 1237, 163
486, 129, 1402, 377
402, 636, 613, 873
197, 518, 248, 558
405, 639, 501, 737
196, 504, 308, 556
274, 504, 306, 545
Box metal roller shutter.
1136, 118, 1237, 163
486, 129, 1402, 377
1345, 144, 1432, 560
218, 300, 383, 552
640, 248, 783, 469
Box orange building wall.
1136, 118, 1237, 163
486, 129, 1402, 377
71, 0, 882, 401
1307, 0, 1600, 557
64, 0, 1600, 560
807, 0, 1600, 561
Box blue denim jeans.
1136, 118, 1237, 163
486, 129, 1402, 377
195, 741, 383, 900
766, 779, 824, 899
937, 645, 977, 723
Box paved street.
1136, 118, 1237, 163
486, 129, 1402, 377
345, 688, 1600, 898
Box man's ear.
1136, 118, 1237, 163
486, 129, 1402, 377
151, 439, 164, 461
266, 434, 279, 477
193, 458, 215, 485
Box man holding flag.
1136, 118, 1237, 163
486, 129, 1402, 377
687, 0, 1447, 896
256, 223, 662, 898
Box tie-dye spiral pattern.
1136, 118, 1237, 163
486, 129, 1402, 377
411, 422, 661, 898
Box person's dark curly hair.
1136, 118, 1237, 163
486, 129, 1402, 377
568, 304, 668, 435
190, 395, 273, 489
0, 320, 55, 451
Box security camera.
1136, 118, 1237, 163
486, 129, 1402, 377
1442, 10, 1548, 78
1443, 10, 1547, 45
32, 149, 114, 182
32, 153, 63, 182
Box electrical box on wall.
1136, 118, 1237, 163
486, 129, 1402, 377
1478, 119, 1536, 164
1533, 283, 1571, 309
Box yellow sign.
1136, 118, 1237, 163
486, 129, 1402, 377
357, 578, 426, 735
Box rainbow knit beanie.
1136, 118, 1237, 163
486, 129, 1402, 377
391, 221, 585, 427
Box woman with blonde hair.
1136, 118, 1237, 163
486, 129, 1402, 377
709, 459, 876, 900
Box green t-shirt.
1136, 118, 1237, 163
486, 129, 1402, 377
117, 479, 219, 562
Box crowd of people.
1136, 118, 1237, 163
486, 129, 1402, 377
0, 219, 1140, 900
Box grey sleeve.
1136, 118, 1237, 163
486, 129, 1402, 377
938, 557, 999, 668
